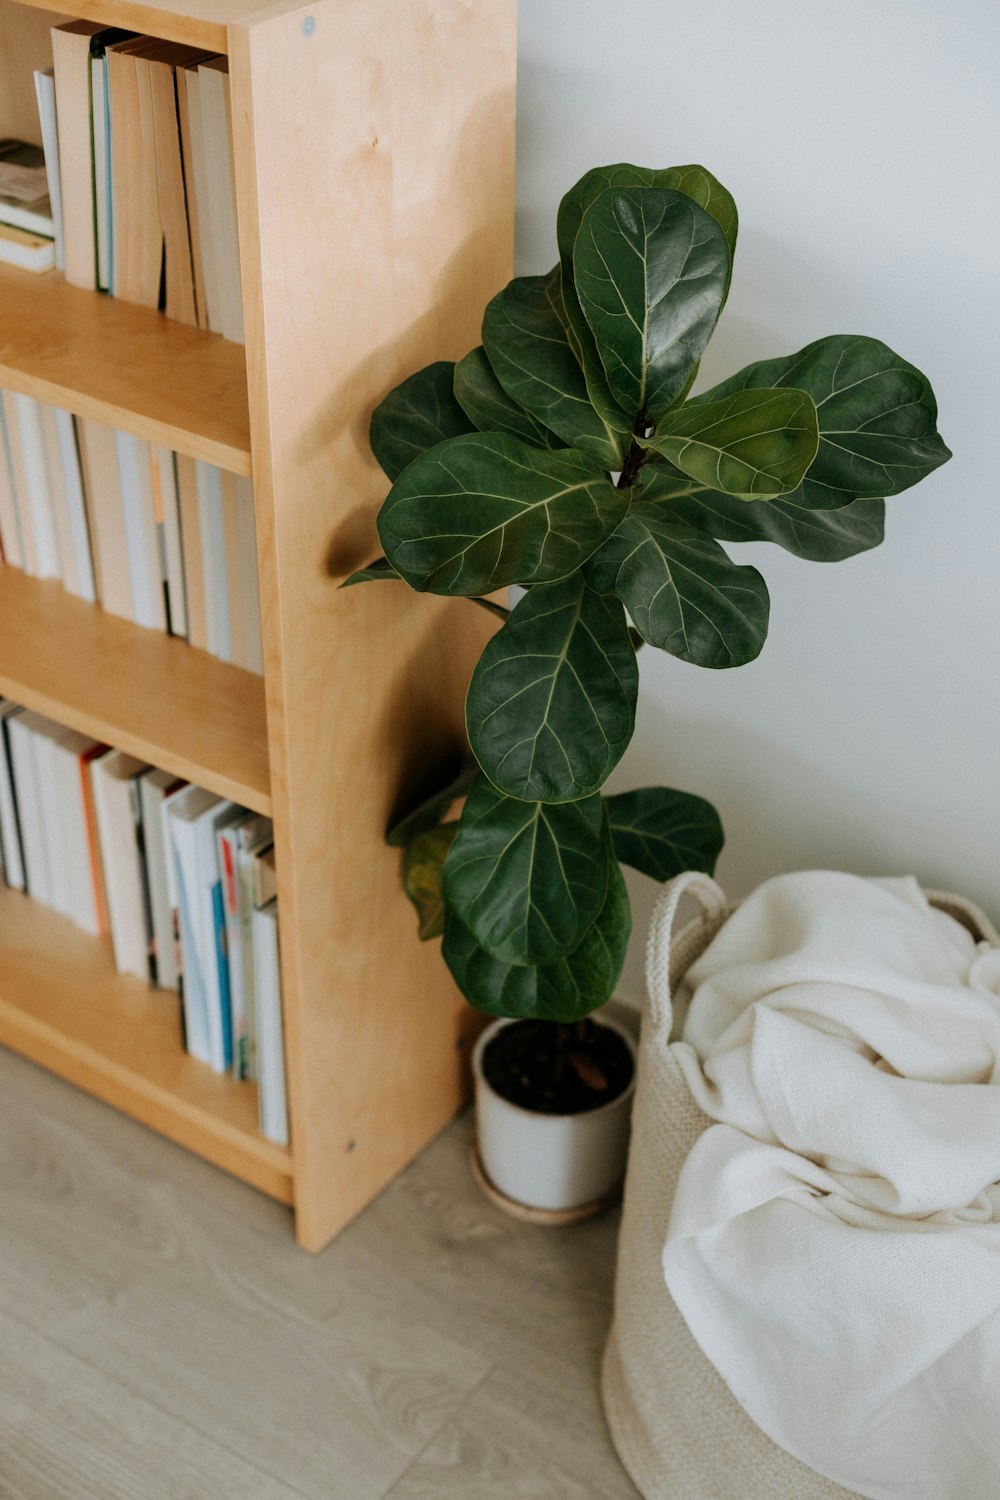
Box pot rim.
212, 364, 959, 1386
472, 1012, 638, 1123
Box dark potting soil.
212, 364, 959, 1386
482, 1018, 634, 1116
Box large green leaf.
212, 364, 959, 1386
555, 165, 737, 426
442, 776, 609, 966
370, 362, 474, 482
646, 387, 819, 500
585, 504, 769, 667
377, 432, 626, 596
605, 786, 724, 882
453, 345, 566, 450
482, 269, 629, 466
386, 757, 478, 847
442, 846, 631, 1022
403, 825, 457, 940
466, 575, 638, 802
695, 334, 951, 509
574, 186, 731, 423
341, 556, 400, 587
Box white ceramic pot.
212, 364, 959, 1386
472, 1015, 637, 1214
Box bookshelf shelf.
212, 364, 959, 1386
0, 0, 516, 1250
0, 264, 251, 476
0, 570, 271, 814
0, 884, 293, 1200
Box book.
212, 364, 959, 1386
91, 748, 152, 978
50, 22, 107, 290
33, 71, 64, 270
27, 713, 76, 919
218, 813, 271, 1078
7, 394, 60, 579
0, 139, 52, 238
77, 416, 134, 620
146, 42, 209, 326
52, 407, 97, 602
0, 222, 55, 273
175, 58, 208, 331
195, 460, 231, 661
252, 899, 288, 1145
0, 702, 26, 892
0, 397, 24, 570
108, 37, 162, 308
115, 430, 165, 630
52, 723, 105, 935
139, 768, 186, 991
150, 445, 187, 637
166, 785, 220, 1066
91, 52, 112, 291
185, 59, 244, 343
174, 453, 206, 649
6, 709, 53, 904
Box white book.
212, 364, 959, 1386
33, 69, 64, 272
11, 394, 60, 579
0, 703, 26, 892
140, 768, 186, 992
167, 785, 219, 1065
0, 222, 55, 273
115, 431, 166, 631
91, 749, 151, 979
27, 714, 75, 919
252, 899, 288, 1145
235, 477, 263, 675
153, 447, 187, 639
0, 398, 24, 570
218, 814, 270, 1079
6, 709, 52, 904
195, 461, 231, 661
193, 797, 241, 1073
52, 723, 101, 934
91, 54, 110, 293
54, 410, 96, 602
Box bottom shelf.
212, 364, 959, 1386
0, 885, 293, 1204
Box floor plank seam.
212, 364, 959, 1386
378, 1360, 500, 1499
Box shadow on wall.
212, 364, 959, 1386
610, 696, 997, 1007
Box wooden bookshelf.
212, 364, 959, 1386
0, 884, 293, 1200
0, 0, 516, 1250
0, 571, 270, 813
0, 264, 251, 474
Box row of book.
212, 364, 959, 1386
0, 137, 56, 273
0, 389, 263, 673
22, 24, 243, 340
0, 698, 287, 1145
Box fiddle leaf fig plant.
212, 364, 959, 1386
345, 162, 950, 1026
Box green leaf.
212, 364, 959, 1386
386, 757, 478, 847
482, 269, 628, 466
377, 432, 626, 596
370, 362, 474, 482
442, 776, 609, 965
669, 488, 884, 561
466, 575, 638, 802
605, 786, 724, 882
442, 847, 631, 1022
584, 504, 769, 667
695, 334, 951, 509
646, 387, 819, 500
403, 825, 457, 941
453, 345, 566, 450
574, 186, 731, 423
341, 556, 400, 587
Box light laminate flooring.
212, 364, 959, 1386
0, 1047, 640, 1499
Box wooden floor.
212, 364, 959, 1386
0, 1045, 640, 1499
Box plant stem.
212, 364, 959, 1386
617, 439, 645, 489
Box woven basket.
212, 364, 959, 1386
601, 871, 1000, 1500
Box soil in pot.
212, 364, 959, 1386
482, 1018, 634, 1116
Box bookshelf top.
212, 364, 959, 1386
16, 0, 308, 52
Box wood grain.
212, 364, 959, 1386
0, 2, 70, 146
0, 886, 292, 1201
0, 264, 251, 474
7, 0, 308, 54
0, 568, 270, 812
230, 0, 517, 1251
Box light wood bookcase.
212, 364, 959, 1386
0, 0, 517, 1249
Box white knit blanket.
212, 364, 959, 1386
663, 872, 1000, 1500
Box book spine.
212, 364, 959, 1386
33, 69, 65, 271
0, 710, 26, 892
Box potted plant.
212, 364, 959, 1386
345, 162, 949, 1218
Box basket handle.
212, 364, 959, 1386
645, 871, 728, 1040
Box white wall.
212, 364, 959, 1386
515, 0, 1000, 1002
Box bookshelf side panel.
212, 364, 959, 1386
229, 0, 517, 1250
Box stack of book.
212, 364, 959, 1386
0, 389, 263, 673
0, 137, 56, 273
0, 698, 287, 1145
34, 25, 243, 339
